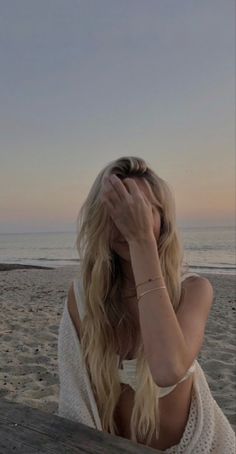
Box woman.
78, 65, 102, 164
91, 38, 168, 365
57, 156, 235, 452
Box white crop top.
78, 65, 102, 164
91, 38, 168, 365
117, 355, 196, 397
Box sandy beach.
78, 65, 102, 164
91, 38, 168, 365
0, 264, 235, 433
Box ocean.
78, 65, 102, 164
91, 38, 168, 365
0, 226, 235, 275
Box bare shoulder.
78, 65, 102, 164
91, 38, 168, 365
179, 275, 214, 314
190, 275, 213, 293
67, 282, 81, 341
183, 275, 214, 293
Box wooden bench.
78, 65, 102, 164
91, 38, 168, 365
0, 398, 163, 453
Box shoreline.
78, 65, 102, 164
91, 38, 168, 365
0, 263, 55, 272
0, 262, 234, 276
0, 264, 235, 432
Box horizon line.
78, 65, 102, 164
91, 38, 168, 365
0, 224, 235, 235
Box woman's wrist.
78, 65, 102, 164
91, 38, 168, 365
127, 233, 163, 293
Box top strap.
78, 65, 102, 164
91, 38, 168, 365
180, 272, 200, 282
73, 277, 86, 321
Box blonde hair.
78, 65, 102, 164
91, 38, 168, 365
76, 156, 189, 445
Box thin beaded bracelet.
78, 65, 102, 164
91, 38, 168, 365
137, 285, 166, 303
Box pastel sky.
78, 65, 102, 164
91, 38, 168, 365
0, 0, 235, 234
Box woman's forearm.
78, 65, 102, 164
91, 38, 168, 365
128, 234, 188, 387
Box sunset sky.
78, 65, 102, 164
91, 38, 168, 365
0, 0, 235, 234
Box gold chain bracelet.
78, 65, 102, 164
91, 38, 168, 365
137, 285, 166, 303
136, 276, 163, 289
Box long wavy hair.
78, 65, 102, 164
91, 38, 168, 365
75, 156, 189, 445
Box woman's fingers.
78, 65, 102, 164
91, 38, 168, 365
101, 174, 156, 209
101, 177, 120, 206
102, 174, 131, 205
109, 174, 133, 200
121, 177, 141, 198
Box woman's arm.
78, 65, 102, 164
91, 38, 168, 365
129, 234, 214, 388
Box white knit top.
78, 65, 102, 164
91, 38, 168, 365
57, 271, 236, 453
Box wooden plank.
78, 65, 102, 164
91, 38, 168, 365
0, 398, 162, 453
